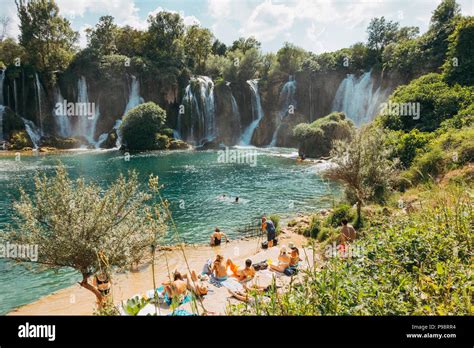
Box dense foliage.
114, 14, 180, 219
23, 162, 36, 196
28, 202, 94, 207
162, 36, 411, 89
120, 102, 167, 151
293, 112, 353, 158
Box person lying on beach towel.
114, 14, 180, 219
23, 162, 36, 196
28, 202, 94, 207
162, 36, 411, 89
269, 246, 291, 273
227, 285, 272, 304
227, 258, 256, 282
183, 270, 208, 296
211, 254, 228, 281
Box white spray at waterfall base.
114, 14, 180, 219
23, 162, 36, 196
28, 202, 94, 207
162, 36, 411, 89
331, 70, 390, 126
240, 79, 264, 146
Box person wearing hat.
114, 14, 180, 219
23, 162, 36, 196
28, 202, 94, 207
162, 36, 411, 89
270, 245, 291, 273
288, 242, 301, 268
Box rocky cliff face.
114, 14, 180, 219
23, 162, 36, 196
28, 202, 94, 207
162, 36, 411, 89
1, 65, 400, 149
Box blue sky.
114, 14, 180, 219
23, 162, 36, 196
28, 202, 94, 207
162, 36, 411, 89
2, 0, 473, 53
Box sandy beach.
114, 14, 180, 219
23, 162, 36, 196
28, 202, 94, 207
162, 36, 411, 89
8, 224, 318, 316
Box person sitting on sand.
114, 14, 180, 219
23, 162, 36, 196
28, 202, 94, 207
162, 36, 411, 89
227, 283, 273, 303
162, 271, 188, 300
261, 216, 276, 248
288, 242, 301, 268
339, 218, 356, 244
227, 258, 256, 282
270, 246, 291, 273
210, 227, 228, 246
211, 254, 228, 281
183, 270, 208, 296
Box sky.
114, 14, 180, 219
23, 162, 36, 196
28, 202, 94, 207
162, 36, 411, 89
1, 0, 473, 53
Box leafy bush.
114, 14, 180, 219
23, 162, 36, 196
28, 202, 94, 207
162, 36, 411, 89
155, 134, 170, 150
378, 73, 474, 132
386, 129, 435, 168
443, 16, 474, 86
287, 219, 297, 227
293, 112, 354, 158
326, 204, 355, 228
121, 102, 167, 151
9, 130, 33, 150
404, 126, 474, 185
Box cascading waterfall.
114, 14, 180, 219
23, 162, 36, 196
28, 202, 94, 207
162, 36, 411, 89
13, 79, 18, 112
270, 75, 296, 146
114, 75, 144, 147
0, 70, 5, 141
0, 105, 5, 142
76, 76, 100, 146
239, 79, 264, 145
230, 93, 241, 134
179, 76, 215, 144
53, 86, 72, 137
331, 70, 389, 126
21, 117, 41, 149
34, 73, 44, 135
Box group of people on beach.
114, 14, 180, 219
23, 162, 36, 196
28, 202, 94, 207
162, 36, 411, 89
158, 215, 357, 306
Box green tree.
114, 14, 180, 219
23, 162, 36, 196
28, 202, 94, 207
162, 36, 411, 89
86, 15, 119, 56
367, 17, 400, 55
115, 26, 146, 58
15, 0, 78, 71
7, 165, 167, 305
276, 42, 307, 74
230, 36, 261, 53
211, 39, 227, 56
323, 127, 398, 225
184, 25, 213, 73
422, 0, 461, 69
0, 38, 26, 66
121, 102, 167, 151
443, 16, 474, 86
146, 11, 185, 68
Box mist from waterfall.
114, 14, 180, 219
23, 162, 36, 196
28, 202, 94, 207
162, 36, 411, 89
331, 70, 389, 126
180, 76, 215, 145
114, 75, 144, 147
270, 75, 296, 146
230, 92, 242, 135
240, 79, 264, 145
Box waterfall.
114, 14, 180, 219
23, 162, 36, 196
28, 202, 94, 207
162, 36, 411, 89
230, 92, 241, 134
0, 106, 5, 142
331, 70, 389, 126
0, 69, 5, 106
239, 79, 264, 145
180, 76, 215, 144
13, 79, 18, 112
0, 70, 5, 141
21, 117, 41, 149
270, 75, 296, 146
115, 75, 144, 147
34, 73, 44, 135
76, 76, 100, 146
53, 86, 72, 137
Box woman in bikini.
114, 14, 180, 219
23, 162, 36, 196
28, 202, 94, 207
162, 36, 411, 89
269, 246, 291, 273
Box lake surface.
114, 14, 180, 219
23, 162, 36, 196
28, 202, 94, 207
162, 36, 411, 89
0, 147, 340, 314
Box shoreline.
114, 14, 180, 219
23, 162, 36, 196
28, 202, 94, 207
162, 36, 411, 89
7, 220, 316, 316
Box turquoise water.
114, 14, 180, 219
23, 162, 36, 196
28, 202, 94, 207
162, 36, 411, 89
0, 147, 340, 314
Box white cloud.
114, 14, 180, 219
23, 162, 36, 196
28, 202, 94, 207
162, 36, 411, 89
78, 24, 93, 49
240, 0, 294, 42
208, 0, 232, 18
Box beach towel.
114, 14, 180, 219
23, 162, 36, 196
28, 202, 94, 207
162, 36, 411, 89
209, 276, 244, 292
156, 286, 193, 306
168, 309, 197, 316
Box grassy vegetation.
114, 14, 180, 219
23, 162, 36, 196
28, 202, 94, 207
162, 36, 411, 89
230, 184, 472, 315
